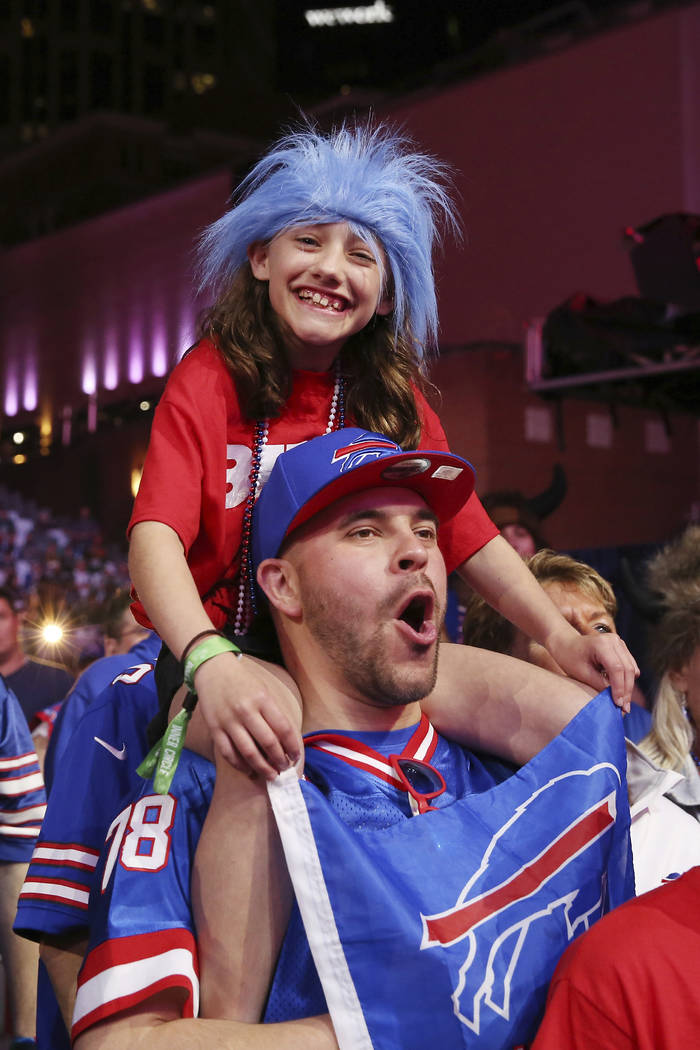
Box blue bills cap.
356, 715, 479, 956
252, 428, 474, 572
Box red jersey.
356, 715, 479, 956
129, 339, 496, 629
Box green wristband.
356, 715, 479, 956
182, 635, 241, 694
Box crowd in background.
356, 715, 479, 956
0, 486, 130, 670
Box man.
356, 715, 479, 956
70, 429, 632, 1050
14, 593, 160, 1050
44, 590, 160, 787
0, 678, 47, 1050
0, 588, 73, 725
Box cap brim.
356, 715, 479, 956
284, 449, 474, 542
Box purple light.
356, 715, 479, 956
128, 313, 144, 384
151, 313, 168, 376
82, 345, 97, 395
4, 366, 19, 416
23, 365, 38, 411
104, 329, 119, 390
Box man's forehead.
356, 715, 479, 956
283, 486, 437, 554
327, 486, 436, 524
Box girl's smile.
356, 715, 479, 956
248, 222, 393, 370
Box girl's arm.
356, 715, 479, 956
457, 535, 638, 709
424, 644, 597, 765
128, 520, 302, 777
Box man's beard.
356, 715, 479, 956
301, 576, 442, 709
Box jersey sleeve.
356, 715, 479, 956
0, 681, 46, 864
127, 353, 207, 551
71, 751, 215, 1041
414, 387, 498, 573
15, 667, 159, 942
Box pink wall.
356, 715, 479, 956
1, 170, 232, 422
383, 6, 700, 547
387, 7, 696, 347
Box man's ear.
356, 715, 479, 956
247, 241, 270, 281
256, 558, 301, 617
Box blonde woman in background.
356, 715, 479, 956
463, 547, 700, 893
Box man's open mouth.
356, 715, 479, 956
396, 591, 435, 638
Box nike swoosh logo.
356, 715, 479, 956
94, 736, 127, 760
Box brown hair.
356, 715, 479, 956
199, 265, 427, 449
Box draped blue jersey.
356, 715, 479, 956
0, 678, 45, 863
72, 691, 632, 1048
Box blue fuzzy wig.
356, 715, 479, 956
196, 122, 459, 355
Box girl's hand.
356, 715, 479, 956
191, 652, 304, 779
545, 629, 639, 713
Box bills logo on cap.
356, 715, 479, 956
331, 435, 400, 472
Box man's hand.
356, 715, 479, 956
190, 653, 303, 779
545, 628, 638, 712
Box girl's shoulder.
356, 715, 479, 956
175, 337, 225, 375
167, 338, 236, 395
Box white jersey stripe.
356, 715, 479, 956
72, 947, 199, 1028
0, 753, 39, 772
0, 805, 46, 824
0, 772, 44, 796
32, 844, 99, 867
414, 721, 435, 761
21, 880, 90, 906
312, 741, 401, 783
0, 825, 42, 838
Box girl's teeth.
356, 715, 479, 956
299, 290, 342, 310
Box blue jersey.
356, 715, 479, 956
14, 663, 159, 1050
0, 678, 46, 864
44, 633, 161, 791
73, 694, 632, 1049
72, 720, 509, 1040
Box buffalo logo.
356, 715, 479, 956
420, 764, 621, 1036
331, 435, 399, 473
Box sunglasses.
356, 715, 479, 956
390, 755, 446, 816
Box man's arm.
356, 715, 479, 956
424, 643, 597, 765
192, 753, 295, 1020
74, 991, 337, 1050
40, 932, 87, 1031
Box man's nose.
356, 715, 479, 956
392, 531, 430, 572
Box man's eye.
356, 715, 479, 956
593, 623, 613, 633
415, 528, 437, 542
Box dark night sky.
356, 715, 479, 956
274, 0, 634, 101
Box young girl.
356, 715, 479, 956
128, 121, 637, 778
